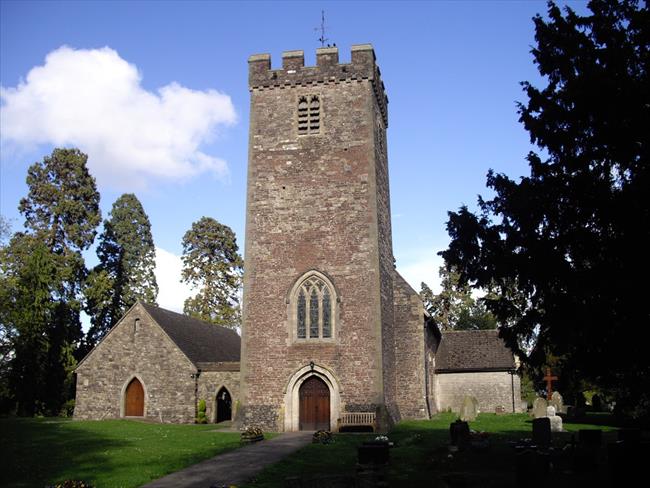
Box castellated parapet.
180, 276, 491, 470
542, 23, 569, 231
248, 44, 388, 127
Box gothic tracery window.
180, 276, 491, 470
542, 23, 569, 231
294, 273, 335, 340
298, 95, 320, 135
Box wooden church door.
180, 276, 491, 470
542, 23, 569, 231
299, 376, 330, 431
125, 378, 144, 416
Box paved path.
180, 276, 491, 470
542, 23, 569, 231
142, 432, 312, 488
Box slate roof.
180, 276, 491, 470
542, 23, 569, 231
435, 329, 515, 373
141, 303, 241, 365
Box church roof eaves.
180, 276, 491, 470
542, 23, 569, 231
140, 303, 241, 366
434, 329, 515, 373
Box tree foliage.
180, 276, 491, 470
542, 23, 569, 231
2, 148, 101, 415
181, 217, 243, 328
441, 1, 649, 417
86, 194, 158, 344
420, 266, 496, 331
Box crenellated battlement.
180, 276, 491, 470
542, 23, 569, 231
248, 44, 388, 126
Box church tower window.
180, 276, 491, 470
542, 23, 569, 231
298, 95, 320, 135
292, 272, 336, 340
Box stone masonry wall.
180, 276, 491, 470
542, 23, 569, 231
392, 272, 429, 420
74, 302, 197, 423
198, 371, 240, 423
240, 45, 391, 431
435, 371, 523, 414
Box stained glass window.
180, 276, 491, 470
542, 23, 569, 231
310, 289, 319, 338
322, 288, 331, 338
294, 273, 335, 340
297, 290, 306, 338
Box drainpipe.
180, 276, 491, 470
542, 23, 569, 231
423, 330, 432, 418
510, 369, 516, 413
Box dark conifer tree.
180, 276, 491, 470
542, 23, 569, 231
6, 148, 101, 414
86, 193, 158, 344
441, 0, 649, 417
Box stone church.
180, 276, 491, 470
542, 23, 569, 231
74, 45, 522, 429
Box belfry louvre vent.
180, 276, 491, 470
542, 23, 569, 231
298, 95, 320, 135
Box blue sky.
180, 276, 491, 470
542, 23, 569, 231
0, 0, 589, 313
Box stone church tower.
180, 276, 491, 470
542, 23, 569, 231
239, 45, 430, 432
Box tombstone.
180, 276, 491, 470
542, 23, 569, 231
591, 394, 603, 412
573, 430, 603, 472
459, 395, 478, 422
578, 429, 602, 447
449, 419, 470, 450
546, 405, 563, 432
618, 428, 641, 444
532, 417, 551, 447
532, 397, 548, 419
549, 391, 565, 414
358, 443, 389, 465
515, 450, 550, 488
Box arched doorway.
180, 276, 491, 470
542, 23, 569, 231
125, 377, 144, 417
216, 387, 232, 423
299, 376, 330, 431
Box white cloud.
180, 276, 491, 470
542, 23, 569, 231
0, 46, 236, 188
395, 252, 444, 294
154, 246, 194, 313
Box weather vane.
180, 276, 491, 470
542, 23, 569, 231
315, 10, 329, 47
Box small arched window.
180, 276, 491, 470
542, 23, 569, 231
298, 95, 320, 135
292, 272, 335, 340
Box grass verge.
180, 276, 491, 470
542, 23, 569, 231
244, 412, 621, 487
0, 417, 249, 488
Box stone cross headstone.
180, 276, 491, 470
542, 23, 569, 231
550, 391, 565, 414
532, 417, 552, 447
459, 395, 478, 422
532, 397, 548, 418
546, 405, 563, 432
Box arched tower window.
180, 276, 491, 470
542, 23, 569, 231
298, 95, 320, 135
291, 272, 336, 340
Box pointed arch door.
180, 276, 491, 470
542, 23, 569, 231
299, 376, 330, 431
125, 377, 144, 417
216, 387, 232, 423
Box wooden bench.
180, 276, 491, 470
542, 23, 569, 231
337, 412, 376, 432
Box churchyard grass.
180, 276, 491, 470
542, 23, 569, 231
244, 412, 623, 487
0, 417, 260, 488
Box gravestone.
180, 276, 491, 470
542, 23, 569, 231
459, 395, 479, 421
449, 419, 470, 450
579, 429, 602, 446
532, 417, 551, 447
550, 391, 565, 414
532, 397, 548, 418
546, 405, 563, 432
515, 450, 550, 488
358, 443, 389, 465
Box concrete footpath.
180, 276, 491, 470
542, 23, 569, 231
142, 431, 312, 488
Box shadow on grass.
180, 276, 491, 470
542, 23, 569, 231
0, 417, 129, 488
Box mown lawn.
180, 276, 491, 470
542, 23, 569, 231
0, 417, 245, 488
244, 412, 623, 487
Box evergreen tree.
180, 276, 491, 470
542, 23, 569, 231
86, 193, 157, 344
4, 148, 101, 414
181, 217, 243, 328
441, 1, 649, 417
